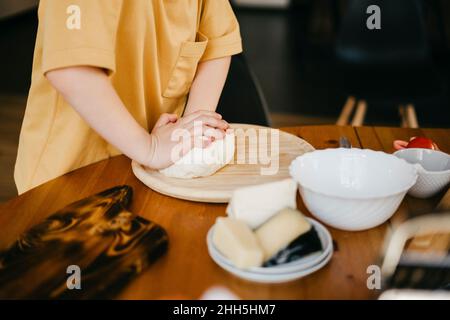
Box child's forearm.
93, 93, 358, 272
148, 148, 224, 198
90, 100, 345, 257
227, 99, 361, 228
184, 56, 231, 115
46, 66, 153, 166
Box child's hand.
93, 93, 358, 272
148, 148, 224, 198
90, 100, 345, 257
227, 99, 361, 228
146, 110, 229, 169
393, 140, 409, 150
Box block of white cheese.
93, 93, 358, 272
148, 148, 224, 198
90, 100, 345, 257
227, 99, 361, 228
160, 132, 235, 179
212, 217, 264, 269
255, 208, 312, 261
226, 179, 297, 229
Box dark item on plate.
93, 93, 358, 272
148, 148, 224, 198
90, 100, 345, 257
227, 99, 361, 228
0, 186, 168, 299
263, 226, 323, 267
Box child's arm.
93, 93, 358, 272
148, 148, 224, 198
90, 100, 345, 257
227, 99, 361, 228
184, 56, 231, 115
46, 66, 228, 169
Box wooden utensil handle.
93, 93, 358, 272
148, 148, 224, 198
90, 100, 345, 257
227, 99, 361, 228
436, 187, 450, 212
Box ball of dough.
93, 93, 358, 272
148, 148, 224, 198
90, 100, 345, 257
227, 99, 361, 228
160, 132, 235, 179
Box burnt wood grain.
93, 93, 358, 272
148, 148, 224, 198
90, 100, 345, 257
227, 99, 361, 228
0, 185, 168, 299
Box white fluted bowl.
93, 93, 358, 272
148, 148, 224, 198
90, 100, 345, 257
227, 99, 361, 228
289, 149, 418, 231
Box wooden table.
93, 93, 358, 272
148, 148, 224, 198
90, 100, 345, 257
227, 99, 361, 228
1, 125, 449, 299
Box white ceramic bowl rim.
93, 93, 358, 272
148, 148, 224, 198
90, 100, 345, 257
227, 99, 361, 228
393, 148, 450, 175
289, 148, 418, 200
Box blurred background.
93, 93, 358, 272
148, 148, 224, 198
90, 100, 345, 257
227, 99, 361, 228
0, 0, 450, 200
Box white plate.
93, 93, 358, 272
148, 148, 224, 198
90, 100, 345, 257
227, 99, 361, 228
207, 218, 334, 283
210, 245, 333, 283
207, 218, 332, 275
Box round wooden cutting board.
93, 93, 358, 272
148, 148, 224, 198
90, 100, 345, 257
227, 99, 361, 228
132, 124, 314, 203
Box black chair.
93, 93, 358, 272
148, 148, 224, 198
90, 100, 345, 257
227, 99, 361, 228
334, 0, 443, 127
216, 54, 271, 126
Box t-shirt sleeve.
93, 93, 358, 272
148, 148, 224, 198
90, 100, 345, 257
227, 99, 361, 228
40, 0, 123, 75
199, 0, 243, 61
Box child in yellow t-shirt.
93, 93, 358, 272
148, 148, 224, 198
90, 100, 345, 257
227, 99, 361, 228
15, 0, 242, 193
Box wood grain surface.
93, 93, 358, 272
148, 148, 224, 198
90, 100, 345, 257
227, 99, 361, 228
0, 126, 449, 299
132, 124, 315, 203
0, 186, 168, 299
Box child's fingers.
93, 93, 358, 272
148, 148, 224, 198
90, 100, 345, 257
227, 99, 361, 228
184, 116, 229, 131
393, 140, 409, 150
181, 110, 222, 124
204, 127, 226, 140
179, 135, 213, 155
191, 136, 213, 151
154, 113, 178, 130
176, 124, 224, 154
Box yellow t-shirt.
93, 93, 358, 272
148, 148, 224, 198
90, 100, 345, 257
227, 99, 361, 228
15, 0, 242, 194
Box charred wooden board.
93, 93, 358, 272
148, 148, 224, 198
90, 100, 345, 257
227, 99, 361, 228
0, 186, 168, 299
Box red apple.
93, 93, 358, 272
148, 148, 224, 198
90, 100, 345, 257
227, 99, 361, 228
406, 137, 437, 150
